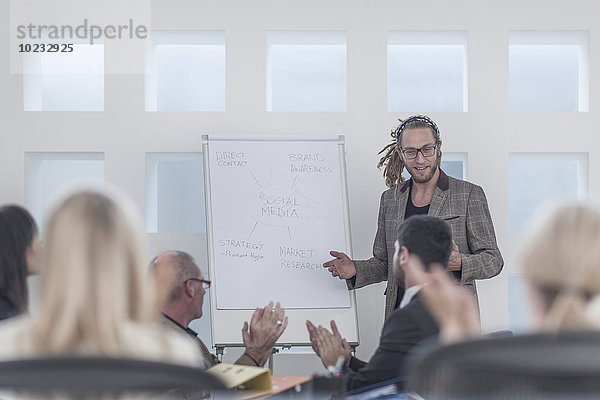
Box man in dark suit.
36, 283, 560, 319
307, 215, 453, 391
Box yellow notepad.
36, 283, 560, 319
208, 363, 272, 399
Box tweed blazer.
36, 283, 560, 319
349, 170, 503, 319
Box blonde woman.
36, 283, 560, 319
418, 202, 600, 341
406, 202, 600, 399
0, 190, 201, 365
521, 202, 600, 331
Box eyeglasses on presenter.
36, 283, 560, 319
400, 144, 438, 159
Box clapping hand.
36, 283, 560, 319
306, 320, 349, 368
242, 301, 288, 366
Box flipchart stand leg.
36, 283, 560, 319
215, 346, 224, 362
268, 347, 279, 372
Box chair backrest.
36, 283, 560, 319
0, 356, 226, 397
408, 331, 600, 400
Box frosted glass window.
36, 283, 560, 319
508, 274, 533, 334
388, 31, 467, 112
509, 31, 589, 112
508, 153, 588, 233
146, 153, 206, 233
146, 31, 225, 112
23, 44, 104, 111
402, 152, 467, 181
25, 152, 105, 229
442, 161, 464, 180
442, 152, 467, 180
267, 31, 346, 112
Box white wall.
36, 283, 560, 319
3, 0, 600, 375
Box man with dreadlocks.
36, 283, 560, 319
324, 115, 503, 319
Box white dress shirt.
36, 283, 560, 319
399, 285, 422, 309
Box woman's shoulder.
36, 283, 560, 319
120, 322, 203, 367
0, 318, 203, 368
0, 316, 34, 358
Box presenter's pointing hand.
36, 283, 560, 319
323, 251, 356, 280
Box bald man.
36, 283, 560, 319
150, 251, 287, 368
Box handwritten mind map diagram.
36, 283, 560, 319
208, 139, 350, 309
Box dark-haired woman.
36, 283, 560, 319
0, 205, 39, 320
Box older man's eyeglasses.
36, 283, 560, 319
400, 144, 437, 159
186, 278, 211, 289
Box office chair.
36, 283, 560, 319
408, 330, 600, 400
0, 355, 226, 398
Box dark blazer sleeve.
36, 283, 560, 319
348, 356, 367, 372
343, 297, 439, 391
